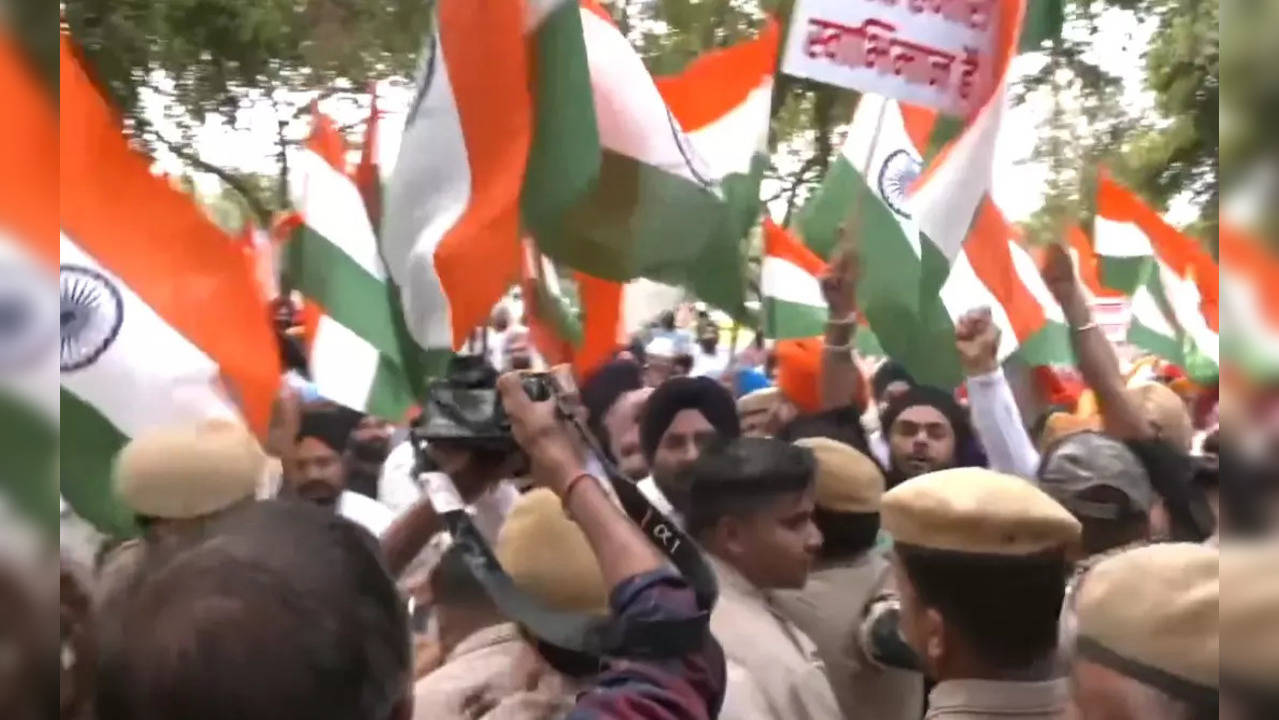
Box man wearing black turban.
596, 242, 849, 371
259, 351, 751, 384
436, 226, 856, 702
636, 376, 740, 525
880, 385, 986, 488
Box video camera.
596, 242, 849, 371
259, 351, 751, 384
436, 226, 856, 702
412, 354, 555, 455
412, 354, 719, 660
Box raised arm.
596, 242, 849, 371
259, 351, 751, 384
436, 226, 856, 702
497, 374, 725, 720
819, 244, 869, 413
955, 308, 1040, 478
1041, 243, 1152, 441
496, 373, 665, 586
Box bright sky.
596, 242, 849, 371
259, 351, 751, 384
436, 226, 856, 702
149, 4, 1176, 228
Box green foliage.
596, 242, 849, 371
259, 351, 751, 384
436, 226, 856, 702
1020, 0, 1219, 247
63, 0, 432, 219
1220, 0, 1279, 243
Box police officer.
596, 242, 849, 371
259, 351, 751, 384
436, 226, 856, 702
96, 419, 265, 609
774, 437, 924, 720
413, 489, 606, 718
1069, 543, 1219, 719
881, 467, 1081, 719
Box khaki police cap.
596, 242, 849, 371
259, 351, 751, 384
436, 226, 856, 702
793, 437, 884, 514
736, 387, 779, 417
1076, 543, 1218, 703
496, 488, 609, 615
881, 467, 1080, 555
1220, 543, 1279, 693
113, 419, 265, 520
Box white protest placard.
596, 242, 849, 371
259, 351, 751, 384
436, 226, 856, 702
781, 0, 999, 117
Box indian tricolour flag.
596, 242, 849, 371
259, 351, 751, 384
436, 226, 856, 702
58, 35, 281, 536
1220, 220, 1279, 382
570, 19, 780, 373
287, 110, 414, 418
761, 218, 828, 339
796, 0, 1069, 388
383, 0, 776, 373
1094, 174, 1220, 383
0, 30, 58, 530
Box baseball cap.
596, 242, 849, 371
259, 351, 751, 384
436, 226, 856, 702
1038, 431, 1154, 520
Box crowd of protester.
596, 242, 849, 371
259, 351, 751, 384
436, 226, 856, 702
1, 242, 1274, 720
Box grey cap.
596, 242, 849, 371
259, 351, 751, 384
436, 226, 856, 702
1038, 431, 1153, 520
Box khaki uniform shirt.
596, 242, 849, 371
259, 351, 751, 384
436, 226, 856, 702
708, 556, 843, 720
924, 678, 1070, 719
412, 622, 577, 720
774, 552, 924, 720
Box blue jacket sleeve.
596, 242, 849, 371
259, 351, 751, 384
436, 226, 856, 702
566, 569, 725, 720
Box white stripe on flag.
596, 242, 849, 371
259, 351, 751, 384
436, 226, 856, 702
59, 235, 239, 437
940, 249, 1020, 361
0, 238, 58, 421
685, 80, 773, 179
911, 84, 1008, 261
582, 9, 711, 188
310, 316, 382, 411
761, 256, 825, 308
1009, 240, 1066, 324
291, 150, 387, 280
1156, 260, 1219, 365
382, 26, 470, 351
1223, 268, 1279, 362
1093, 216, 1154, 258
846, 95, 923, 258
1129, 284, 1177, 338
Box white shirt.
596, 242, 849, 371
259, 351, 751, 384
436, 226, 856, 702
338, 490, 396, 537
690, 347, 731, 379
637, 475, 684, 529
378, 440, 422, 514
965, 368, 1040, 479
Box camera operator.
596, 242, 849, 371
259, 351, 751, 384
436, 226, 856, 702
488, 371, 727, 719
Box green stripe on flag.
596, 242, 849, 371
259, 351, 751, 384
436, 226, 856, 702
1020, 0, 1064, 51
522, 2, 600, 233
1018, 321, 1073, 367
536, 149, 736, 308
1100, 255, 1147, 294
0, 393, 58, 532
287, 226, 404, 360
59, 388, 138, 538
1127, 319, 1185, 369
763, 296, 827, 340
534, 274, 584, 347
366, 356, 416, 421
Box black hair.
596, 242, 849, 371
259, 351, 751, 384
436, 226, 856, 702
881, 385, 986, 486
658, 310, 677, 331
685, 437, 817, 538
430, 544, 497, 611
639, 376, 740, 463
872, 360, 916, 400
297, 404, 364, 454
1074, 486, 1151, 556
580, 360, 645, 459
673, 353, 694, 374
896, 544, 1067, 670
94, 500, 410, 720
777, 406, 874, 459
813, 508, 880, 560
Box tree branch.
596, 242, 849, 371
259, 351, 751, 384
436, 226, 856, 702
150, 130, 272, 227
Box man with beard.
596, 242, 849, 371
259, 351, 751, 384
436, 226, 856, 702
637, 376, 741, 526
286, 404, 395, 536
880, 386, 985, 488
